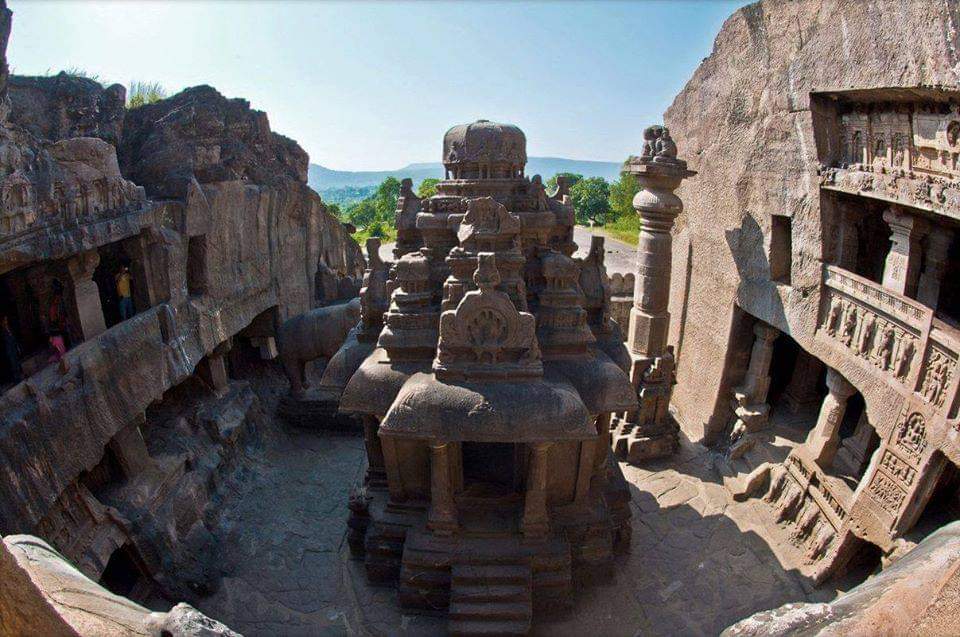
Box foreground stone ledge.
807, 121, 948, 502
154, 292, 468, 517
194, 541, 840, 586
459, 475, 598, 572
0, 534, 239, 636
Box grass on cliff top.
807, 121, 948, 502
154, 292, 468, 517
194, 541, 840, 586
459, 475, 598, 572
127, 81, 167, 109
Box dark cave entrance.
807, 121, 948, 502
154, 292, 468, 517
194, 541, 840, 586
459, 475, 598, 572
99, 544, 145, 598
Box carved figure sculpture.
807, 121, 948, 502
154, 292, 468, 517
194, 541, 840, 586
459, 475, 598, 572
840, 305, 858, 346
895, 334, 914, 380
857, 313, 876, 356
277, 298, 361, 398
874, 322, 896, 370
826, 296, 843, 335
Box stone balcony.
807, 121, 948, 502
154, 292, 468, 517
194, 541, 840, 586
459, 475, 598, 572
815, 264, 960, 421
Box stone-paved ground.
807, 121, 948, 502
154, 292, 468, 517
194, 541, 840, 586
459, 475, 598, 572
195, 422, 845, 636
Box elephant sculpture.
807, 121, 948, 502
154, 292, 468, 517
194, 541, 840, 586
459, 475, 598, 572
277, 298, 361, 398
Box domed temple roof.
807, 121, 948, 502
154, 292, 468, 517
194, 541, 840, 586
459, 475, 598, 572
442, 119, 527, 168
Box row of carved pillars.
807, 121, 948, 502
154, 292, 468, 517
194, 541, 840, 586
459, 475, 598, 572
836, 200, 953, 309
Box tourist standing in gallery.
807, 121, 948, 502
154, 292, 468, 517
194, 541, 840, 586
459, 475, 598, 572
116, 265, 134, 321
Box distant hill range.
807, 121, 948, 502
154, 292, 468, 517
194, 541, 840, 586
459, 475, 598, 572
309, 157, 624, 203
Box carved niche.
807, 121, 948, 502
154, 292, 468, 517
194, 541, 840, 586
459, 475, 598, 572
894, 410, 928, 459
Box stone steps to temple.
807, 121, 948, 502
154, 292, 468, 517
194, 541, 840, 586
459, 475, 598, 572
449, 562, 532, 636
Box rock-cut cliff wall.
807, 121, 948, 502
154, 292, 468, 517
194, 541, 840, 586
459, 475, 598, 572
663, 0, 960, 442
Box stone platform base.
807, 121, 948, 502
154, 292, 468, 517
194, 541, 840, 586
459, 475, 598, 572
276, 389, 360, 432
348, 456, 632, 635
611, 415, 679, 463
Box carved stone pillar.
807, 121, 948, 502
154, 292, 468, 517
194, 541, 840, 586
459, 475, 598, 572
804, 368, 856, 468
522, 442, 551, 538
782, 350, 824, 414
612, 127, 696, 463
835, 200, 860, 272
739, 323, 779, 405
834, 411, 875, 478
123, 232, 160, 312
882, 207, 928, 297
427, 442, 457, 536
64, 250, 106, 342
197, 339, 232, 395
917, 228, 953, 309
363, 415, 387, 489
730, 322, 779, 434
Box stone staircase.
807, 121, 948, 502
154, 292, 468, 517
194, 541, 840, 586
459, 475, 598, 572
448, 562, 532, 636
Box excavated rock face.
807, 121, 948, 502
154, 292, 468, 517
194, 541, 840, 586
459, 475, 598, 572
663, 0, 960, 442
120, 85, 309, 199
8, 73, 127, 146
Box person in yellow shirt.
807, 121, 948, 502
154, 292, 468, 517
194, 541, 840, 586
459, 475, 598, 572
116, 265, 134, 320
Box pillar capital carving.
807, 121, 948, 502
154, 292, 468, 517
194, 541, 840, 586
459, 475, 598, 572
753, 322, 780, 343
825, 367, 856, 400
882, 205, 929, 237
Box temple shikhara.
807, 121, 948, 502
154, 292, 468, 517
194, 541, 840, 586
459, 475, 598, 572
7, 1, 960, 636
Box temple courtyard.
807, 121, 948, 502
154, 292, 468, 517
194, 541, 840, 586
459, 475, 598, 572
186, 369, 859, 636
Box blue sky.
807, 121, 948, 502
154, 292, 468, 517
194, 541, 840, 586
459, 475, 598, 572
7, 0, 745, 170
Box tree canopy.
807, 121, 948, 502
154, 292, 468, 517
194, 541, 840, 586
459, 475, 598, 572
608, 172, 639, 219
569, 177, 611, 225
417, 178, 440, 199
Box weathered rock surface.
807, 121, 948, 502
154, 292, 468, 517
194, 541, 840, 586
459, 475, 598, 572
8, 73, 127, 146
723, 520, 960, 636
0, 534, 240, 636
664, 0, 960, 443
119, 85, 309, 199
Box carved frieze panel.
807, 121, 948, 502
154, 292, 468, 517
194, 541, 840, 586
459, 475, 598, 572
818, 271, 922, 387
867, 469, 908, 517
879, 449, 917, 486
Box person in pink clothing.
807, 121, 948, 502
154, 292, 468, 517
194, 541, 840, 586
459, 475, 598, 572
47, 331, 67, 363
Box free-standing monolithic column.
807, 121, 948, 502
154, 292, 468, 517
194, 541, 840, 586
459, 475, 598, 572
611, 125, 696, 463
804, 368, 857, 468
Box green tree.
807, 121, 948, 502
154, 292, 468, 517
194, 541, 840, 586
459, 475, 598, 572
608, 171, 639, 219
546, 172, 583, 192
325, 202, 342, 219
417, 178, 440, 199
570, 177, 611, 225
345, 198, 378, 229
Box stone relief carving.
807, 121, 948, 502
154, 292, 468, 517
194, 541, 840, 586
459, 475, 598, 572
819, 288, 918, 383
765, 458, 843, 565
879, 449, 917, 486
826, 104, 960, 216
919, 345, 955, 409
868, 469, 908, 516
434, 252, 541, 381
894, 410, 928, 459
